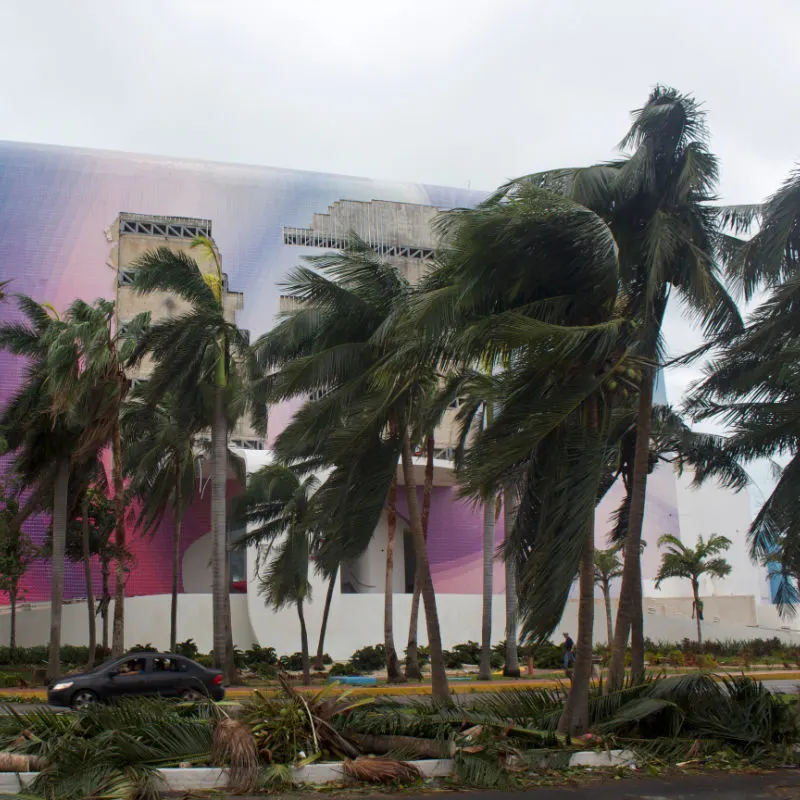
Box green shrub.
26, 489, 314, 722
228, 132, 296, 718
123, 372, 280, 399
697, 653, 718, 669
450, 641, 481, 665
489, 652, 504, 670
175, 638, 199, 659
128, 643, 158, 653
328, 662, 362, 677
194, 654, 213, 668
528, 642, 563, 669
441, 650, 463, 669
349, 644, 385, 672
0, 672, 18, 688
668, 649, 685, 667
244, 644, 277, 667
279, 652, 307, 672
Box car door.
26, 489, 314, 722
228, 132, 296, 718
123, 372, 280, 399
151, 656, 187, 697
104, 656, 151, 699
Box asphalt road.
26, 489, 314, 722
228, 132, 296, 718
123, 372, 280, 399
223, 771, 800, 799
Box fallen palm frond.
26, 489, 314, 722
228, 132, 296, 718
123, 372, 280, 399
342, 756, 422, 784
211, 717, 259, 794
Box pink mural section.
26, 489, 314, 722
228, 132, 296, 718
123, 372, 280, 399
396, 487, 506, 595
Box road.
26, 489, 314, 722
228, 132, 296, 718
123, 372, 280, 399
223, 771, 800, 799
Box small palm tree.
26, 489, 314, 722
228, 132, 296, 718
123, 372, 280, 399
654, 534, 732, 646
233, 464, 318, 685
594, 546, 623, 645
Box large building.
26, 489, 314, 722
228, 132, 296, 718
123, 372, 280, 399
0, 141, 791, 654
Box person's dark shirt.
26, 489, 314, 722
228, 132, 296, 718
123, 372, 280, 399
564, 636, 574, 652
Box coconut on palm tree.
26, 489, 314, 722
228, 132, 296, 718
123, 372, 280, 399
232, 463, 318, 684
654, 533, 731, 646
129, 240, 260, 682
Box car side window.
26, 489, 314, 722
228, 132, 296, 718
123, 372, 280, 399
117, 657, 146, 676
153, 657, 187, 673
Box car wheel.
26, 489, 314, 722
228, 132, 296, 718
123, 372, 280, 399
179, 688, 204, 702
71, 689, 99, 710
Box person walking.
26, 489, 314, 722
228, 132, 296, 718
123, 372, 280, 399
563, 632, 575, 673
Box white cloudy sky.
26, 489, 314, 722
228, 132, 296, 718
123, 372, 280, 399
0, 0, 797, 499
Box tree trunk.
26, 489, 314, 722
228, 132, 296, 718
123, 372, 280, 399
693, 579, 703, 648
384, 478, 403, 682
314, 569, 337, 671
298, 600, 311, 686
101, 557, 109, 651
609, 369, 654, 687
479, 498, 494, 681
223, 537, 237, 682
405, 433, 434, 680
602, 579, 613, 646
400, 431, 449, 702
111, 420, 126, 658
47, 457, 69, 681
170, 495, 183, 654
82, 493, 96, 669
211, 387, 229, 676
503, 487, 520, 678
9, 582, 17, 652
557, 515, 595, 735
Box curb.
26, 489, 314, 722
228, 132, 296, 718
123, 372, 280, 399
0, 751, 635, 792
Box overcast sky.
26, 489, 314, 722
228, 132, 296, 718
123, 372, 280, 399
1, 0, 797, 499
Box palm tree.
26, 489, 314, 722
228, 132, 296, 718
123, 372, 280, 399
0, 296, 80, 679
256, 238, 451, 701
594, 546, 623, 644
130, 239, 260, 682
121, 387, 206, 652
232, 464, 317, 684
654, 534, 731, 646
384, 475, 402, 682
412, 183, 626, 733
511, 87, 742, 686
688, 167, 800, 613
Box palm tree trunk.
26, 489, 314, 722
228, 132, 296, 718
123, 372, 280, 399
609, 369, 654, 687
384, 477, 403, 682
211, 387, 230, 677
314, 569, 337, 671
111, 420, 126, 658
9, 581, 17, 652
400, 431, 449, 702
223, 538, 237, 682
47, 457, 69, 681
101, 557, 109, 651
602, 579, 613, 645
170, 498, 183, 654
693, 579, 702, 648
297, 600, 311, 686
503, 487, 520, 678
82, 493, 96, 669
557, 513, 595, 735
479, 498, 494, 681
405, 433, 434, 680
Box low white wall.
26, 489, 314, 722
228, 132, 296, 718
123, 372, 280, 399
0, 594, 254, 653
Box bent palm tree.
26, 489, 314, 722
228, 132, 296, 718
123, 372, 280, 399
510, 87, 742, 685
654, 533, 731, 646
130, 241, 259, 682
232, 464, 317, 684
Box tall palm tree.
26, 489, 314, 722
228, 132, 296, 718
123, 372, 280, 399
510, 87, 742, 686
232, 464, 318, 684
412, 183, 626, 733
256, 238, 451, 701
654, 533, 731, 646
688, 167, 800, 612
594, 546, 623, 644
122, 387, 206, 652
130, 240, 260, 682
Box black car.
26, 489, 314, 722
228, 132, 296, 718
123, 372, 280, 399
47, 652, 225, 709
